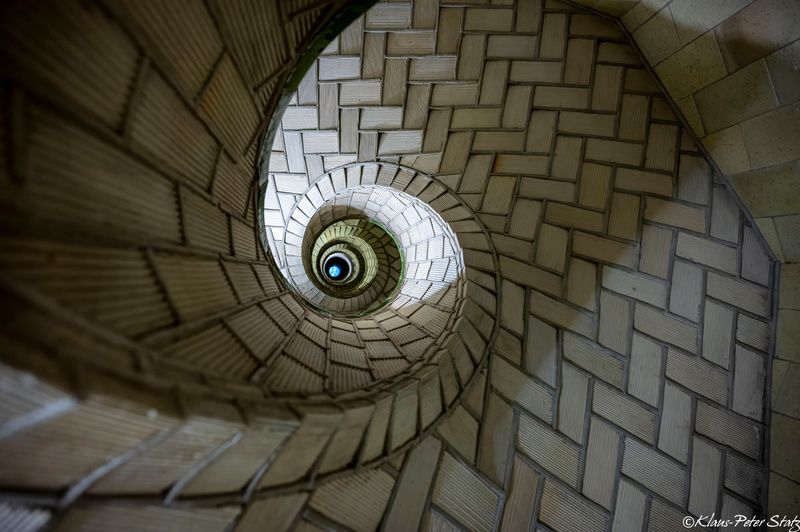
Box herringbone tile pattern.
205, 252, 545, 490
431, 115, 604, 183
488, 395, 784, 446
262, 0, 775, 529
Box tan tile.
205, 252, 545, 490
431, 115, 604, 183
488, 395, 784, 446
592, 64, 624, 111
567, 257, 597, 311
383, 437, 441, 532
564, 39, 595, 85
520, 177, 575, 202
769, 473, 800, 516
688, 437, 723, 517
715, 0, 800, 72
603, 267, 668, 308
644, 197, 706, 233
487, 35, 537, 58
500, 456, 539, 531
696, 400, 761, 459
707, 271, 771, 318
545, 202, 604, 232
540, 13, 567, 58
733, 345, 765, 420
702, 300, 735, 368
639, 224, 673, 279
622, 437, 686, 505
503, 85, 532, 128
530, 291, 595, 338
624, 67, 659, 92
632, 6, 680, 65
710, 186, 741, 243
464, 7, 513, 31
559, 111, 615, 137
777, 309, 800, 362
635, 304, 698, 353
518, 412, 581, 486
655, 31, 727, 100
525, 316, 557, 386
574, 231, 637, 269
366, 3, 411, 29
771, 413, 800, 483
436, 406, 478, 463
608, 192, 639, 241
491, 355, 554, 422
534, 86, 590, 109
593, 383, 656, 443
479, 61, 509, 105
659, 381, 692, 463
731, 160, 800, 218
645, 123, 678, 172
582, 416, 621, 508
667, 347, 728, 404
767, 38, 800, 105
540, 479, 608, 532
629, 332, 663, 407
478, 393, 514, 486
599, 290, 631, 355
669, 261, 703, 322
598, 42, 640, 65
612, 479, 647, 532
559, 363, 590, 443
738, 312, 771, 354
579, 163, 611, 209
473, 131, 524, 151
526, 110, 557, 153
741, 102, 800, 170
535, 223, 569, 273
677, 154, 711, 205
432, 453, 501, 532
571, 13, 623, 38
619, 94, 649, 141
510, 61, 562, 83
563, 332, 625, 389
697, 58, 780, 133
437, 7, 463, 53
615, 167, 672, 197
482, 175, 516, 214
585, 138, 643, 166
773, 359, 800, 419
702, 124, 752, 175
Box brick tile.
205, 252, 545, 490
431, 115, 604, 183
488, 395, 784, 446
677, 154, 711, 205
509, 199, 542, 239
710, 186, 741, 243
383, 437, 441, 531
500, 455, 539, 532
634, 304, 698, 353
645, 197, 707, 233
464, 8, 513, 31
525, 316, 557, 386
591, 64, 623, 111
582, 416, 621, 509
545, 202, 604, 232
702, 300, 735, 368
511, 61, 562, 83
564, 39, 595, 85
615, 167, 673, 197
540, 479, 608, 532
431, 452, 501, 532
725, 451, 763, 503
696, 401, 761, 459
540, 13, 567, 59
707, 271, 771, 318
559, 363, 589, 443
629, 332, 663, 407
737, 313, 770, 353
619, 94, 648, 141
436, 406, 478, 463
593, 383, 656, 444
559, 111, 615, 137
599, 290, 631, 355
494, 154, 549, 176
585, 139, 643, 166
501, 280, 525, 335
603, 267, 668, 308
478, 393, 514, 486
503, 85, 532, 128
479, 61, 508, 105
482, 175, 516, 214
608, 192, 640, 241
491, 355, 553, 422
659, 381, 692, 463
645, 123, 678, 172
573, 232, 637, 269
666, 348, 728, 404
531, 291, 594, 338
579, 163, 611, 210
669, 260, 703, 322
563, 332, 625, 389
676, 232, 738, 275
520, 177, 576, 202
688, 437, 723, 517
732, 345, 765, 421
612, 479, 647, 532
639, 224, 673, 279
535, 224, 569, 273
534, 86, 589, 109
487, 35, 537, 59
518, 412, 580, 486
741, 225, 771, 286
526, 110, 558, 153
622, 437, 686, 505
552, 136, 583, 180
567, 257, 597, 311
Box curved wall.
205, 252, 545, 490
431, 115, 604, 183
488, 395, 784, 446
0, 0, 794, 530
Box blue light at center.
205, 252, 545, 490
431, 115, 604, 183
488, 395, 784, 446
328, 264, 341, 278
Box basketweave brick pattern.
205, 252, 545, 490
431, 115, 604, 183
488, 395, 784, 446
0, 0, 781, 530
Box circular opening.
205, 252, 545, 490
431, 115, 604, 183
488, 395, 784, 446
322, 253, 352, 284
